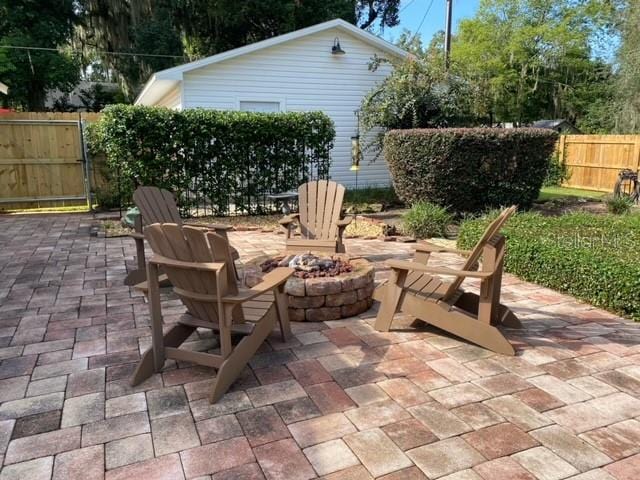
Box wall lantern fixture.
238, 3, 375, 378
332, 37, 346, 55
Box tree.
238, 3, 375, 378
75, 0, 184, 101
450, 0, 617, 127
613, 0, 640, 132
360, 57, 480, 156
78, 0, 402, 98
357, 0, 400, 30
0, 0, 79, 110
79, 83, 124, 112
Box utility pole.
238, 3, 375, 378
444, 0, 453, 70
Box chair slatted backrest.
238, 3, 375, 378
144, 224, 237, 324
134, 187, 183, 226
441, 206, 516, 301
298, 180, 346, 240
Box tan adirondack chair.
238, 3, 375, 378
124, 186, 239, 286
130, 223, 294, 403
279, 180, 353, 253
373, 206, 521, 356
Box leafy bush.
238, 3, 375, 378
543, 152, 570, 187
360, 58, 480, 156
94, 185, 121, 210
345, 186, 400, 205
344, 186, 402, 213
402, 201, 452, 239
606, 195, 634, 215
89, 105, 335, 215
384, 128, 558, 213
458, 211, 640, 320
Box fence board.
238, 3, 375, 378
0, 112, 102, 209
561, 134, 640, 192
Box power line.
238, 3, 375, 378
400, 0, 417, 13
0, 45, 187, 59
409, 0, 435, 44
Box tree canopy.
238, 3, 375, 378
449, 0, 618, 128
77, 0, 402, 101
0, 0, 79, 110
361, 0, 626, 135
1, 0, 402, 107
613, 0, 640, 132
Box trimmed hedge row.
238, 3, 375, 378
457, 211, 640, 320
383, 128, 558, 212
89, 105, 335, 215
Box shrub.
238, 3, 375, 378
606, 195, 634, 215
94, 185, 121, 210
402, 201, 452, 239
384, 128, 558, 213
458, 211, 640, 320
543, 152, 570, 187
89, 105, 335, 215
360, 59, 480, 157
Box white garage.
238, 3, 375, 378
135, 18, 407, 187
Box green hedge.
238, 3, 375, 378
383, 128, 558, 212
89, 105, 335, 215
458, 211, 640, 320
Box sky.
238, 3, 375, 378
383, 0, 480, 46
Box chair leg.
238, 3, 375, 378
374, 269, 407, 332
274, 288, 292, 341
209, 306, 278, 403
401, 294, 516, 356
124, 237, 147, 286
130, 323, 194, 386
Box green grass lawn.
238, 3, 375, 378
537, 186, 606, 202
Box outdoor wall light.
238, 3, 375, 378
332, 37, 346, 55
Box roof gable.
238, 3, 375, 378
157, 19, 407, 80
136, 19, 408, 105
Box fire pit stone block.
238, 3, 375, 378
289, 296, 325, 309
306, 277, 342, 296
341, 299, 371, 318
306, 307, 342, 322
285, 277, 306, 296
325, 290, 358, 307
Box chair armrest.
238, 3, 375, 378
278, 214, 299, 226
336, 216, 353, 227
129, 232, 145, 240
149, 254, 226, 272
416, 242, 471, 256
386, 259, 493, 279
183, 222, 233, 232
223, 267, 294, 303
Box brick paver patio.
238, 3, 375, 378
1, 213, 640, 480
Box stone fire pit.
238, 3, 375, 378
255, 253, 375, 322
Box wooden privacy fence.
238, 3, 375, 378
559, 134, 640, 192
0, 112, 101, 209
2, 117, 640, 209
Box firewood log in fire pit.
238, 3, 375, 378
261, 253, 353, 279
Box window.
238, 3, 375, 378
239, 101, 281, 113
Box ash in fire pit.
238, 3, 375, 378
261, 253, 353, 279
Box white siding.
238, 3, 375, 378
182, 28, 394, 187
156, 85, 181, 110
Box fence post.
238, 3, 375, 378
558, 135, 567, 186
79, 117, 93, 212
